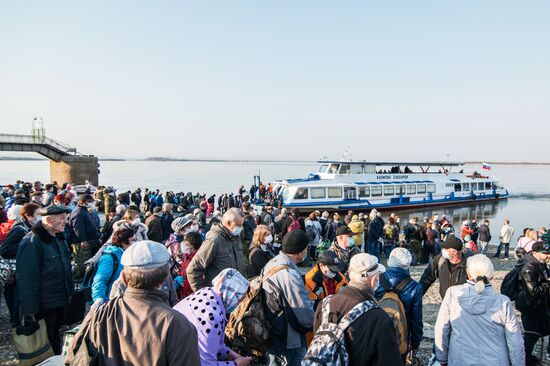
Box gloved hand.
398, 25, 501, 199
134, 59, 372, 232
16, 315, 39, 336
173, 276, 184, 289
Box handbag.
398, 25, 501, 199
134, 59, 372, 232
12, 319, 54, 366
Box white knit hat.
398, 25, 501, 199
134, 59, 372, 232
388, 248, 412, 269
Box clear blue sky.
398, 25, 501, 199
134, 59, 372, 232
1, 1, 549, 161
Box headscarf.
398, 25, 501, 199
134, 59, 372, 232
211, 268, 249, 313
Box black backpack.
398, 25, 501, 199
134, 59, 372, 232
501, 263, 524, 301
81, 251, 119, 302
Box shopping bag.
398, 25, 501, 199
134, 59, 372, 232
12, 319, 55, 366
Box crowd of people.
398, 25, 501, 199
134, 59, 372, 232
0, 179, 549, 365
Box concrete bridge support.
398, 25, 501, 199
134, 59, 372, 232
50, 156, 99, 186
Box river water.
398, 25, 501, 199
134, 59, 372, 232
1, 160, 549, 242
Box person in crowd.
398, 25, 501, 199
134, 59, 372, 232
66, 240, 201, 365
247, 224, 276, 278
145, 206, 164, 242
305, 250, 348, 310
515, 241, 550, 365
304, 212, 322, 261
366, 209, 384, 260
319, 211, 335, 242
460, 220, 474, 240
312, 253, 402, 366
478, 219, 492, 255
91, 227, 136, 305
403, 216, 424, 243
344, 210, 354, 225
0, 205, 22, 243
348, 214, 365, 252
174, 268, 252, 366
420, 236, 468, 300
242, 202, 256, 255
103, 188, 116, 215
375, 248, 423, 361
383, 216, 400, 259
330, 226, 360, 275
471, 219, 479, 243
187, 208, 246, 291
111, 207, 148, 242
194, 207, 207, 230
165, 216, 197, 277
69, 195, 101, 279
435, 254, 525, 366
101, 204, 126, 243
262, 230, 313, 366
0, 202, 41, 325
30, 191, 45, 208
17, 205, 73, 355
440, 219, 455, 241
516, 228, 538, 256
463, 235, 478, 254
260, 203, 275, 231
159, 203, 175, 241
424, 222, 440, 261
281, 208, 305, 239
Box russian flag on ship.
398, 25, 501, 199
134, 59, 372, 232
482, 162, 492, 171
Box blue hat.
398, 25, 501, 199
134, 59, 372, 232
121, 240, 170, 269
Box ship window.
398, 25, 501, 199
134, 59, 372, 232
328, 187, 342, 198
318, 164, 329, 174
406, 184, 416, 194
446, 183, 453, 188
417, 184, 426, 194
383, 185, 394, 196
485, 182, 492, 190
359, 186, 370, 197
310, 187, 326, 199
371, 185, 382, 197
454, 184, 462, 192
478, 183, 485, 191
463, 183, 470, 191
329, 164, 339, 174
338, 164, 350, 174
396, 185, 405, 195
427, 184, 436, 193
344, 187, 357, 200
294, 187, 308, 200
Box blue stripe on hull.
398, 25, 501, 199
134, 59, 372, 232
282, 193, 508, 210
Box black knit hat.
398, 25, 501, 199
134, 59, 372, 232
282, 230, 309, 254
441, 236, 463, 251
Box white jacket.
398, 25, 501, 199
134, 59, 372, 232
500, 224, 515, 244
435, 283, 525, 366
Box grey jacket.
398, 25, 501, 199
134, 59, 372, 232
261, 253, 314, 350
186, 223, 246, 291
435, 283, 525, 366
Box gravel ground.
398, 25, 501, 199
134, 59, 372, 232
1, 251, 548, 365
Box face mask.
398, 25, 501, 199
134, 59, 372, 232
322, 268, 337, 279
441, 248, 451, 260
189, 224, 199, 233
347, 237, 355, 248
231, 226, 243, 237
29, 216, 41, 225
264, 235, 273, 244
300, 251, 308, 264
87, 202, 94, 209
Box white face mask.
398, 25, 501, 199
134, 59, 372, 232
188, 224, 199, 233
322, 268, 337, 279
441, 249, 451, 260
264, 234, 273, 244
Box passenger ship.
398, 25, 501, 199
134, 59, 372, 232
273, 161, 509, 212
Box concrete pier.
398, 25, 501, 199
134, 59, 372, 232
50, 156, 99, 186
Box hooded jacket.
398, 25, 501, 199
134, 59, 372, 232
91, 245, 124, 303
0, 219, 32, 259
348, 218, 365, 247
186, 223, 246, 291
435, 283, 525, 366
17, 223, 74, 315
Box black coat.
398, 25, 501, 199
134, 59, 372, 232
69, 205, 99, 244
0, 220, 32, 259
313, 284, 402, 366
478, 224, 491, 242
247, 246, 271, 278
419, 254, 468, 299
366, 217, 384, 243
17, 223, 74, 315
515, 253, 550, 334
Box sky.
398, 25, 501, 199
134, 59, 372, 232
1, 1, 549, 161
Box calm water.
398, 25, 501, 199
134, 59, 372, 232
1, 160, 549, 241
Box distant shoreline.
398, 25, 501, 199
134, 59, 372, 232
1, 156, 550, 166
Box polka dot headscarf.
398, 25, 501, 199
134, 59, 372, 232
211, 268, 249, 313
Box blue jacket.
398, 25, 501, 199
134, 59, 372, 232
91, 245, 124, 303
374, 266, 424, 350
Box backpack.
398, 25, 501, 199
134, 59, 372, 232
385, 224, 394, 240
302, 296, 378, 366
501, 263, 524, 301
379, 274, 413, 355
305, 223, 318, 243
225, 265, 290, 359
287, 217, 301, 233
81, 251, 119, 302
